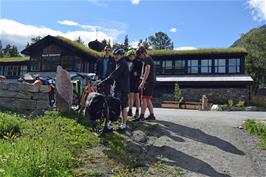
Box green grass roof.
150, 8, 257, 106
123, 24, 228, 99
56, 36, 103, 58
0, 57, 30, 63
148, 47, 247, 56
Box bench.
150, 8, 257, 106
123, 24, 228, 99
161, 101, 201, 110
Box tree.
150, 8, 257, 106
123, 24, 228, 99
31, 36, 42, 44
231, 25, 266, 94
123, 35, 130, 51
148, 32, 174, 50
112, 42, 124, 50
75, 36, 84, 45
138, 38, 150, 50
3, 44, 11, 57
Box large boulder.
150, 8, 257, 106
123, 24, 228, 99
55, 66, 73, 113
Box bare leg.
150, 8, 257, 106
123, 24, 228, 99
147, 99, 154, 114
141, 98, 148, 115
134, 93, 139, 110
122, 108, 128, 124
128, 93, 134, 109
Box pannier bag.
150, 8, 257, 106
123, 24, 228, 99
106, 96, 121, 122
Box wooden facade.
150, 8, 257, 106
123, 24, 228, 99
21, 35, 101, 73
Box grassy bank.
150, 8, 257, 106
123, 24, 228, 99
244, 119, 266, 149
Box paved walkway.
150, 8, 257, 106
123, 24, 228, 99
142, 109, 266, 177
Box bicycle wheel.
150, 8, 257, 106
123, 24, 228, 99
91, 100, 109, 136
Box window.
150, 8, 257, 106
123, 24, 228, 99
201, 59, 212, 73
188, 60, 198, 74
228, 58, 240, 73
61, 56, 74, 71
154, 60, 161, 75
162, 60, 173, 74
5, 65, 20, 77
84, 62, 90, 73
215, 59, 226, 73
30, 57, 41, 71
0, 66, 4, 75
20, 65, 28, 76
174, 60, 186, 74
75, 57, 82, 72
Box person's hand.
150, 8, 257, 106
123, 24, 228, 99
138, 81, 145, 90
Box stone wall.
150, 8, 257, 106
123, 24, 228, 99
153, 84, 250, 106
0, 82, 50, 114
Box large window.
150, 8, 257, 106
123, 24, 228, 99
228, 58, 240, 73
30, 57, 41, 71
188, 60, 198, 74
154, 60, 161, 75
20, 65, 28, 76
162, 60, 173, 74
61, 56, 74, 71
215, 59, 226, 73
201, 59, 212, 73
5, 65, 20, 77
174, 60, 186, 74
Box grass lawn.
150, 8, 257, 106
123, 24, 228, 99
0, 111, 182, 177
244, 119, 266, 150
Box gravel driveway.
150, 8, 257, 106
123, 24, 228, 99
131, 109, 266, 177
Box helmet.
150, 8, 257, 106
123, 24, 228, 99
136, 46, 146, 56
127, 49, 136, 56
113, 48, 125, 55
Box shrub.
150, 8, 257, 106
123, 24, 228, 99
174, 83, 182, 103
0, 113, 21, 138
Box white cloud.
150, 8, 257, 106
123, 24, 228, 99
131, 0, 140, 5
58, 20, 79, 26
174, 47, 197, 50
130, 41, 139, 48
170, 27, 177, 33
247, 0, 266, 21
0, 19, 125, 52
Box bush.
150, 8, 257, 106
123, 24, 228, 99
174, 83, 182, 103
0, 113, 21, 138
244, 119, 266, 149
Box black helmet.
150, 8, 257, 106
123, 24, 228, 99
113, 48, 125, 55
136, 46, 146, 56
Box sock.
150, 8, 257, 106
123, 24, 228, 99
128, 108, 132, 112
150, 113, 154, 117
107, 122, 113, 130
140, 113, 144, 118
136, 109, 139, 113
120, 123, 126, 129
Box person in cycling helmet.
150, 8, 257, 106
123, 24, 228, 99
101, 48, 129, 132
126, 49, 142, 118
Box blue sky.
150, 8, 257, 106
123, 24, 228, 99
0, 0, 265, 51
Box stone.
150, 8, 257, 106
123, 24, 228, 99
0, 90, 18, 98
7, 83, 20, 92
14, 99, 37, 110
36, 100, 50, 110
211, 104, 220, 111
55, 66, 73, 112
18, 83, 39, 93
0, 82, 8, 90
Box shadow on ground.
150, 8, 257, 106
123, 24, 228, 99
108, 119, 246, 177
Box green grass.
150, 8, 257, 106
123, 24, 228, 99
148, 47, 247, 57
56, 36, 103, 58
0, 111, 100, 177
0, 57, 30, 62
244, 119, 266, 149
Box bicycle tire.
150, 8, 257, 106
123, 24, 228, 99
91, 99, 109, 136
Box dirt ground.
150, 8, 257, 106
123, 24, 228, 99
123, 109, 266, 177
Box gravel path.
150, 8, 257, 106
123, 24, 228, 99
131, 109, 266, 177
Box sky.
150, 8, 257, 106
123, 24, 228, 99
0, 0, 265, 52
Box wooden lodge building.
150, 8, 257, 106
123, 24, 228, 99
0, 35, 253, 105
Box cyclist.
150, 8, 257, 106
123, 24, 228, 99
95, 46, 115, 95
100, 48, 129, 132
127, 49, 142, 118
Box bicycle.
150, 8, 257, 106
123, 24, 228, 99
71, 73, 110, 136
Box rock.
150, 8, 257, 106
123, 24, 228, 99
244, 106, 257, 111
36, 100, 50, 110
0, 90, 18, 98
7, 83, 20, 92
211, 104, 220, 111
14, 99, 37, 110
55, 66, 73, 113
132, 130, 147, 143
0, 82, 8, 90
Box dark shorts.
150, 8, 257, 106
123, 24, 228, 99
114, 91, 128, 109
142, 83, 154, 99
129, 80, 140, 93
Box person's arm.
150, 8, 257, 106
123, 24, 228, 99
102, 62, 125, 85
139, 65, 150, 89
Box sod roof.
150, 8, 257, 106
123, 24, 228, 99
148, 48, 247, 57
0, 57, 30, 63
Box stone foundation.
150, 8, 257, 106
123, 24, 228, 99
0, 82, 50, 114
153, 84, 250, 106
